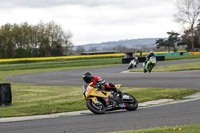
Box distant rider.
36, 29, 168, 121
145, 51, 155, 64
82, 72, 123, 98
134, 57, 139, 66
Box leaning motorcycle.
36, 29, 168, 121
128, 59, 138, 69
143, 56, 157, 73
83, 83, 138, 114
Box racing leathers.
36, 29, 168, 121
89, 76, 123, 98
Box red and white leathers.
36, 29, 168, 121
90, 76, 102, 87
89, 76, 122, 96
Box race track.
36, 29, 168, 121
1, 59, 200, 133
4, 59, 200, 89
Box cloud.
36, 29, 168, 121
0, 0, 179, 45
0, 0, 174, 9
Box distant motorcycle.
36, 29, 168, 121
128, 58, 139, 69
143, 56, 157, 73
83, 83, 138, 114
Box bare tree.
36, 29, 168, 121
174, 0, 200, 51
88, 47, 98, 51
75, 45, 86, 55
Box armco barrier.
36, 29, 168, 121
0, 83, 12, 106
172, 52, 180, 56
189, 52, 200, 55
155, 52, 187, 56
182, 52, 189, 56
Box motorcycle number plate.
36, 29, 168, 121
151, 57, 156, 63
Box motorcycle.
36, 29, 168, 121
143, 56, 157, 73
128, 59, 138, 69
82, 83, 138, 114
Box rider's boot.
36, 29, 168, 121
116, 89, 123, 99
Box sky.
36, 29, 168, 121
0, 0, 180, 45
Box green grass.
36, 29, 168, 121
120, 87, 196, 103
0, 57, 122, 71
165, 55, 200, 61
130, 62, 200, 72
0, 56, 199, 118
110, 123, 200, 133
0, 84, 197, 118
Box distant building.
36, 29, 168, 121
81, 51, 118, 55
124, 50, 143, 58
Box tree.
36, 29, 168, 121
179, 22, 200, 50
0, 24, 15, 58
112, 45, 130, 53
155, 39, 169, 52
156, 31, 180, 52
0, 21, 73, 58
75, 45, 86, 55
194, 21, 200, 49
174, 0, 200, 51
167, 31, 180, 52
88, 47, 97, 51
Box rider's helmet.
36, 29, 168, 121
135, 57, 138, 60
150, 51, 154, 56
150, 51, 154, 54
83, 72, 93, 84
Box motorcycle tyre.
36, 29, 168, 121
124, 93, 138, 111
144, 67, 147, 73
128, 65, 133, 69
148, 64, 153, 73
86, 99, 106, 114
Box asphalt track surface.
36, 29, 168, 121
4, 59, 200, 89
1, 59, 200, 133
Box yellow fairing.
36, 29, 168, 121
115, 84, 121, 89
83, 83, 111, 103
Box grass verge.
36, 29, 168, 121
165, 55, 200, 61
0, 56, 199, 118
130, 62, 200, 72
110, 123, 200, 133
0, 57, 122, 71
0, 84, 197, 118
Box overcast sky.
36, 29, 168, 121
0, 0, 180, 45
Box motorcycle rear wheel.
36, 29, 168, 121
124, 93, 138, 111
86, 99, 106, 114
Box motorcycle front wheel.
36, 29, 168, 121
124, 93, 138, 111
86, 99, 106, 114
128, 64, 133, 69
148, 64, 153, 73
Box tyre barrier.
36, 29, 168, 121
0, 83, 12, 106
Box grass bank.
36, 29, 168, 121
165, 55, 200, 61
110, 123, 200, 133
130, 62, 200, 72
0, 84, 197, 118
0, 57, 122, 71
0, 56, 198, 118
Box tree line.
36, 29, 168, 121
0, 21, 72, 58
156, 0, 200, 52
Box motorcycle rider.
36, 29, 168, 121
130, 57, 139, 65
82, 72, 123, 98
145, 51, 155, 64
128, 57, 139, 69
133, 56, 139, 66
144, 51, 155, 73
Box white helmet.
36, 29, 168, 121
135, 57, 138, 59
150, 51, 154, 54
